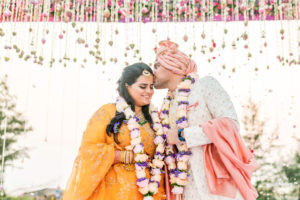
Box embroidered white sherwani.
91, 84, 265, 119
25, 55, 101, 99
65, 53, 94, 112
169, 76, 244, 200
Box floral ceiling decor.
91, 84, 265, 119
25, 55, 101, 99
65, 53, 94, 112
0, 0, 299, 71
0, 0, 299, 22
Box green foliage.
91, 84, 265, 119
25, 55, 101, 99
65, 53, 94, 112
2, 197, 33, 200
241, 98, 281, 199
283, 153, 300, 184
0, 75, 32, 191
282, 153, 300, 198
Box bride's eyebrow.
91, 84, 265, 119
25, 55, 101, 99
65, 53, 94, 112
138, 83, 153, 86
138, 83, 148, 86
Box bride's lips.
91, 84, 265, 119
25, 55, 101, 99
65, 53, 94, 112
142, 95, 150, 100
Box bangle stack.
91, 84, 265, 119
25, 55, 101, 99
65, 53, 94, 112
121, 150, 134, 164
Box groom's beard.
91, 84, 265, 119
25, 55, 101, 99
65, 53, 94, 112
154, 78, 165, 89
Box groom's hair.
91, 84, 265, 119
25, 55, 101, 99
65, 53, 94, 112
106, 62, 154, 143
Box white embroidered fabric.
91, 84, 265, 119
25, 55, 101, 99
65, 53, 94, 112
169, 76, 244, 200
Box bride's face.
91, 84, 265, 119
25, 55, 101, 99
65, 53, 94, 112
127, 74, 154, 107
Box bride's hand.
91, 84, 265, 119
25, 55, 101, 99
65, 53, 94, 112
114, 150, 122, 164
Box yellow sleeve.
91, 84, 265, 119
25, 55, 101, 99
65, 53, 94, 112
64, 104, 115, 200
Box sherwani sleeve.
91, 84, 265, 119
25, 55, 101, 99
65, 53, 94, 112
184, 76, 239, 148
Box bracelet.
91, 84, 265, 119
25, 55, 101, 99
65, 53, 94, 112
178, 128, 185, 142
121, 151, 134, 164
121, 151, 126, 163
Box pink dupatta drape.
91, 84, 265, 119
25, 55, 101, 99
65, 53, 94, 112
202, 118, 259, 200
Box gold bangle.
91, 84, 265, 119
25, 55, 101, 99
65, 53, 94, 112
125, 151, 128, 164
128, 151, 132, 164
130, 151, 134, 164
121, 151, 126, 163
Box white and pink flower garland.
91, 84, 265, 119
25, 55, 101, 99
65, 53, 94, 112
160, 72, 199, 195
116, 97, 165, 200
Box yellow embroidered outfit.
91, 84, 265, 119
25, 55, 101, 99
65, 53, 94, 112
63, 104, 165, 200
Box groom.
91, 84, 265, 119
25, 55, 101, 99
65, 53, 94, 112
153, 40, 258, 200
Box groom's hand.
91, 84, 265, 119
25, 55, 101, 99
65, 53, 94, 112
166, 129, 181, 145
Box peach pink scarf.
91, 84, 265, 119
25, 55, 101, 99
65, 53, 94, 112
202, 118, 259, 200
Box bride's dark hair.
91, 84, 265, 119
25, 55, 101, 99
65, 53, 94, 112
106, 63, 154, 143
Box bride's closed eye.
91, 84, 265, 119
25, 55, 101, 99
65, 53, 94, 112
139, 85, 154, 90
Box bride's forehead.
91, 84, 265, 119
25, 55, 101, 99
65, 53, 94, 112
135, 75, 154, 84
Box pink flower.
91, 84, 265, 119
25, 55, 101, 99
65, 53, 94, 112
172, 186, 184, 194
165, 156, 175, 164
180, 155, 190, 162
151, 168, 161, 175
59, 34, 63, 39
154, 136, 164, 145
26, 14, 31, 20
130, 129, 140, 139
41, 38, 46, 44
178, 104, 187, 110
133, 144, 144, 154
3, 10, 11, 17
259, 8, 265, 14
178, 172, 187, 179
142, 7, 148, 14
153, 123, 161, 130
30, 0, 39, 5
137, 179, 149, 187
183, 35, 188, 42
177, 121, 188, 129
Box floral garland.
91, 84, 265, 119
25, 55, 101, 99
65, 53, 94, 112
160, 72, 199, 195
116, 97, 165, 200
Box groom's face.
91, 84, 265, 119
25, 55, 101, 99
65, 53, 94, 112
153, 60, 172, 89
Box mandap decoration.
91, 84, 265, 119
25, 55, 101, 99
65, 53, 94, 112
0, 0, 299, 22
0, 0, 299, 69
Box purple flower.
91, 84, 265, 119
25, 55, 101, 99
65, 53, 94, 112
162, 124, 170, 128
174, 170, 181, 177
154, 152, 165, 160
113, 122, 120, 133
178, 101, 189, 105
178, 88, 191, 92
137, 177, 148, 182
176, 117, 188, 124
133, 116, 140, 122
136, 162, 148, 167
137, 178, 149, 187
161, 110, 169, 114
